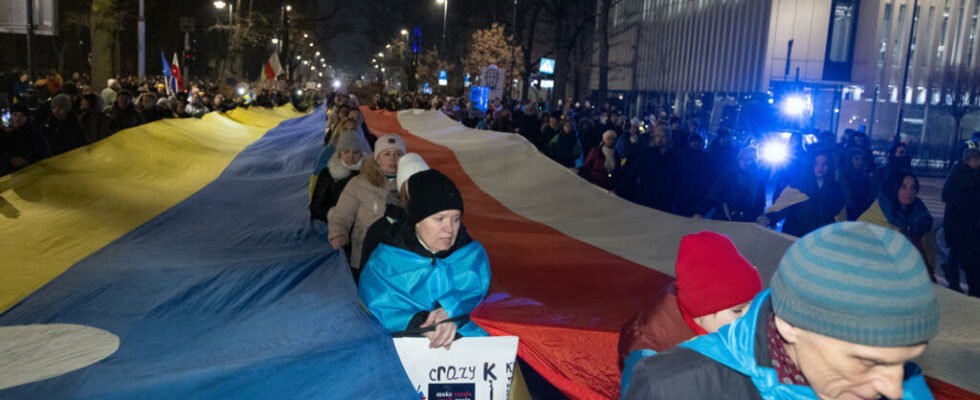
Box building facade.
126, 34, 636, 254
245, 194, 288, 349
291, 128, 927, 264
594, 0, 980, 159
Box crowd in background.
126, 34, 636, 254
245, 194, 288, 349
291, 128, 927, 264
0, 66, 313, 176
431, 95, 980, 297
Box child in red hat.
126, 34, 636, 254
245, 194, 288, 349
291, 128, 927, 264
618, 231, 763, 398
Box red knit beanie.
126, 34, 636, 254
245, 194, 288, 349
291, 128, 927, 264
675, 231, 763, 318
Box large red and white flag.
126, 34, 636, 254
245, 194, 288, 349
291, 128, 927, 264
262, 53, 283, 81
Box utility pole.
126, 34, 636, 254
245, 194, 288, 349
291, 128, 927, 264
26, 0, 35, 81
895, 0, 920, 143
138, 0, 145, 79
509, 0, 517, 100
282, 2, 291, 81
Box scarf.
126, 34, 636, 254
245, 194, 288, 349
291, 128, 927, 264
602, 146, 617, 171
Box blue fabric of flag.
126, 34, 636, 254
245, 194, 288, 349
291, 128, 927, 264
0, 107, 417, 400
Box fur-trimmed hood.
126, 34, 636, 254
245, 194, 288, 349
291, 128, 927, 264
327, 153, 363, 180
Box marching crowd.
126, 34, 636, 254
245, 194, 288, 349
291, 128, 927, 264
313, 94, 961, 399
434, 96, 980, 297
0, 67, 304, 176
3, 69, 974, 398
309, 93, 489, 349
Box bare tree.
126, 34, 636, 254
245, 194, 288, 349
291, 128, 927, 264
929, 66, 980, 161
542, 0, 597, 104
416, 49, 451, 89
518, 0, 543, 102
89, 0, 126, 91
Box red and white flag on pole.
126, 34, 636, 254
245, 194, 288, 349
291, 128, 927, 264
171, 53, 184, 92
262, 53, 283, 81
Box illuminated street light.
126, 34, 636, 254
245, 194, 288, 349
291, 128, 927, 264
378, 52, 384, 58
371, 58, 376, 63
296, 55, 301, 60
401, 29, 409, 36
271, 38, 279, 44
213, 1, 226, 8
386, 44, 391, 49
318, 72, 323, 77
315, 51, 320, 56
332, 79, 341, 89
285, 4, 291, 11
303, 33, 308, 39
380, 67, 386, 72
303, 60, 309, 65
308, 42, 313, 47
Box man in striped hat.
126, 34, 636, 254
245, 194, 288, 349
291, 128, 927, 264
625, 221, 939, 400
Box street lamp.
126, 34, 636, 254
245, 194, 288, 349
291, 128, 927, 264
212, 1, 232, 24
271, 38, 279, 44
401, 29, 409, 36
378, 52, 384, 58
436, 0, 448, 55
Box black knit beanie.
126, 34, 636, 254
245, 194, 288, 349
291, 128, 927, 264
407, 169, 464, 225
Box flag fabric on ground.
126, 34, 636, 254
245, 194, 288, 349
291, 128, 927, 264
0, 107, 416, 399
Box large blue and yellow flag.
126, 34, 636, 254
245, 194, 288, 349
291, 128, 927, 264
0, 107, 416, 398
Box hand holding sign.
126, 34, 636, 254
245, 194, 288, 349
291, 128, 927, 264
422, 308, 457, 350
393, 336, 519, 400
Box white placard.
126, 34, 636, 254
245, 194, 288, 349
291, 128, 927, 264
393, 336, 519, 400
479, 67, 506, 103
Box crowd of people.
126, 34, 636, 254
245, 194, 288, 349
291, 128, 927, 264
315, 93, 962, 399
308, 94, 490, 350
3, 69, 973, 398
432, 96, 980, 297
1, 67, 309, 176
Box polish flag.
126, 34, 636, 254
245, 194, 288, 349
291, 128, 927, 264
171, 53, 183, 92
263, 53, 283, 80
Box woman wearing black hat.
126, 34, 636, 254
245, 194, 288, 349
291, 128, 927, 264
358, 169, 490, 349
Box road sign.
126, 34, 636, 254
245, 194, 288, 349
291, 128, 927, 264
180, 17, 194, 32
539, 58, 555, 74
438, 70, 447, 86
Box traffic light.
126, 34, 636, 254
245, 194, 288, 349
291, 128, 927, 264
185, 51, 196, 66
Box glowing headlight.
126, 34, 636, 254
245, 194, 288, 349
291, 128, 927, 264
761, 141, 789, 165
781, 96, 809, 116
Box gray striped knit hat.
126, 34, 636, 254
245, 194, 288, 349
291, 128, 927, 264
771, 222, 939, 347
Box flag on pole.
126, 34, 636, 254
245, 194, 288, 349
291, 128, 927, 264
262, 53, 283, 81
161, 52, 174, 96
171, 53, 183, 92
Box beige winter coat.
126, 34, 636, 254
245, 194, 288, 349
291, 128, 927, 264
327, 174, 398, 268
